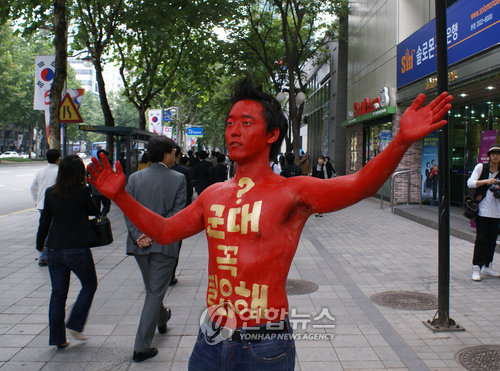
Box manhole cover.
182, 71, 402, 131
286, 279, 319, 295
370, 291, 437, 310
456, 345, 500, 371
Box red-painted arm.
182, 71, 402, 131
298, 92, 453, 213
87, 155, 205, 244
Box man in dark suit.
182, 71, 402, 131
124, 136, 186, 362
170, 145, 193, 285
192, 150, 213, 195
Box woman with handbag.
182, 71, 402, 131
312, 155, 328, 217
467, 144, 500, 281
36, 155, 99, 347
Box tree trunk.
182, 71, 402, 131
94, 54, 116, 160
139, 103, 147, 131
49, 0, 68, 151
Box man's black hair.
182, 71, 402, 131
175, 144, 182, 157
147, 135, 176, 163
97, 149, 109, 158
180, 155, 189, 166
46, 149, 61, 164
198, 150, 208, 160
285, 152, 295, 165
230, 76, 288, 161
217, 153, 226, 163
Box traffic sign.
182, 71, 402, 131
59, 93, 83, 123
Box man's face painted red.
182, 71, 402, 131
225, 100, 278, 162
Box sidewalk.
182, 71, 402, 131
0, 198, 498, 370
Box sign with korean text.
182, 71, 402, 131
397, 0, 500, 88
59, 93, 83, 123
186, 126, 204, 137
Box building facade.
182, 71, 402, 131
303, 40, 348, 175
344, 0, 500, 204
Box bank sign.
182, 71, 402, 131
397, 0, 500, 88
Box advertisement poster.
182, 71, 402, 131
421, 131, 439, 201
478, 130, 498, 164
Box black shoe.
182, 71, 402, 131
38, 259, 47, 267
158, 308, 171, 334
169, 277, 178, 286
133, 348, 158, 362
158, 324, 167, 334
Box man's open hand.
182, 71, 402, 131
87, 152, 126, 199
398, 92, 453, 144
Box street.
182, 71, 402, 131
0, 162, 45, 216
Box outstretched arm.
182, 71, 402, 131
299, 92, 452, 213
87, 154, 204, 244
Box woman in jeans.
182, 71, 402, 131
36, 155, 99, 348
467, 144, 500, 281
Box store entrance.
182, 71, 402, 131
449, 98, 500, 205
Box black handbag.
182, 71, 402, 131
463, 196, 480, 220
88, 216, 113, 247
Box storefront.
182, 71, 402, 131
396, 0, 500, 205
341, 95, 397, 198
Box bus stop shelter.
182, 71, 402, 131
79, 125, 155, 180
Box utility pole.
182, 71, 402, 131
424, 0, 463, 332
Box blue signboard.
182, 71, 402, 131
164, 110, 174, 122
397, 0, 500, 88
186, 127, 203, 137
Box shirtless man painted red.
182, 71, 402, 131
88, 77, 452, 369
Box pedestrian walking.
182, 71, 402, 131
325, 156, 336, 178
299, 152, 311, 175
467, 143, 500, 281
88, 76, 452, 371
280, 152, 302, 178
171, 145, 193, 285
124, 136, 187, 362
36, 154, 99, 348
30, 149, 61, 266
312, 155, 328, 216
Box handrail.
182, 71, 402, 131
390, 169, 422, 213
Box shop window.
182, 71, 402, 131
350, 132, 358, 171
363, 122, 393, 164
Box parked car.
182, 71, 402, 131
21, 152, 37, 159
0, 151, 22, 159
76, 152, 88, 159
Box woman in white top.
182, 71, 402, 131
467, 144, 500, 281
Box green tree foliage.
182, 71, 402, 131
114, 0, 238, 131
72, 0, 124, 157
225, 0, 349, 156
0, 23, 53, 151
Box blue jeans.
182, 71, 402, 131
38, 210, 47, 261
47, 248, 97, 345
188, 319, 296, 370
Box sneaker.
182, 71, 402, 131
133, 348, 158, 362
38, 259, 48, 267
68, 329, 89, 341
481, 265, 500, 277
472, 265, 482, 281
